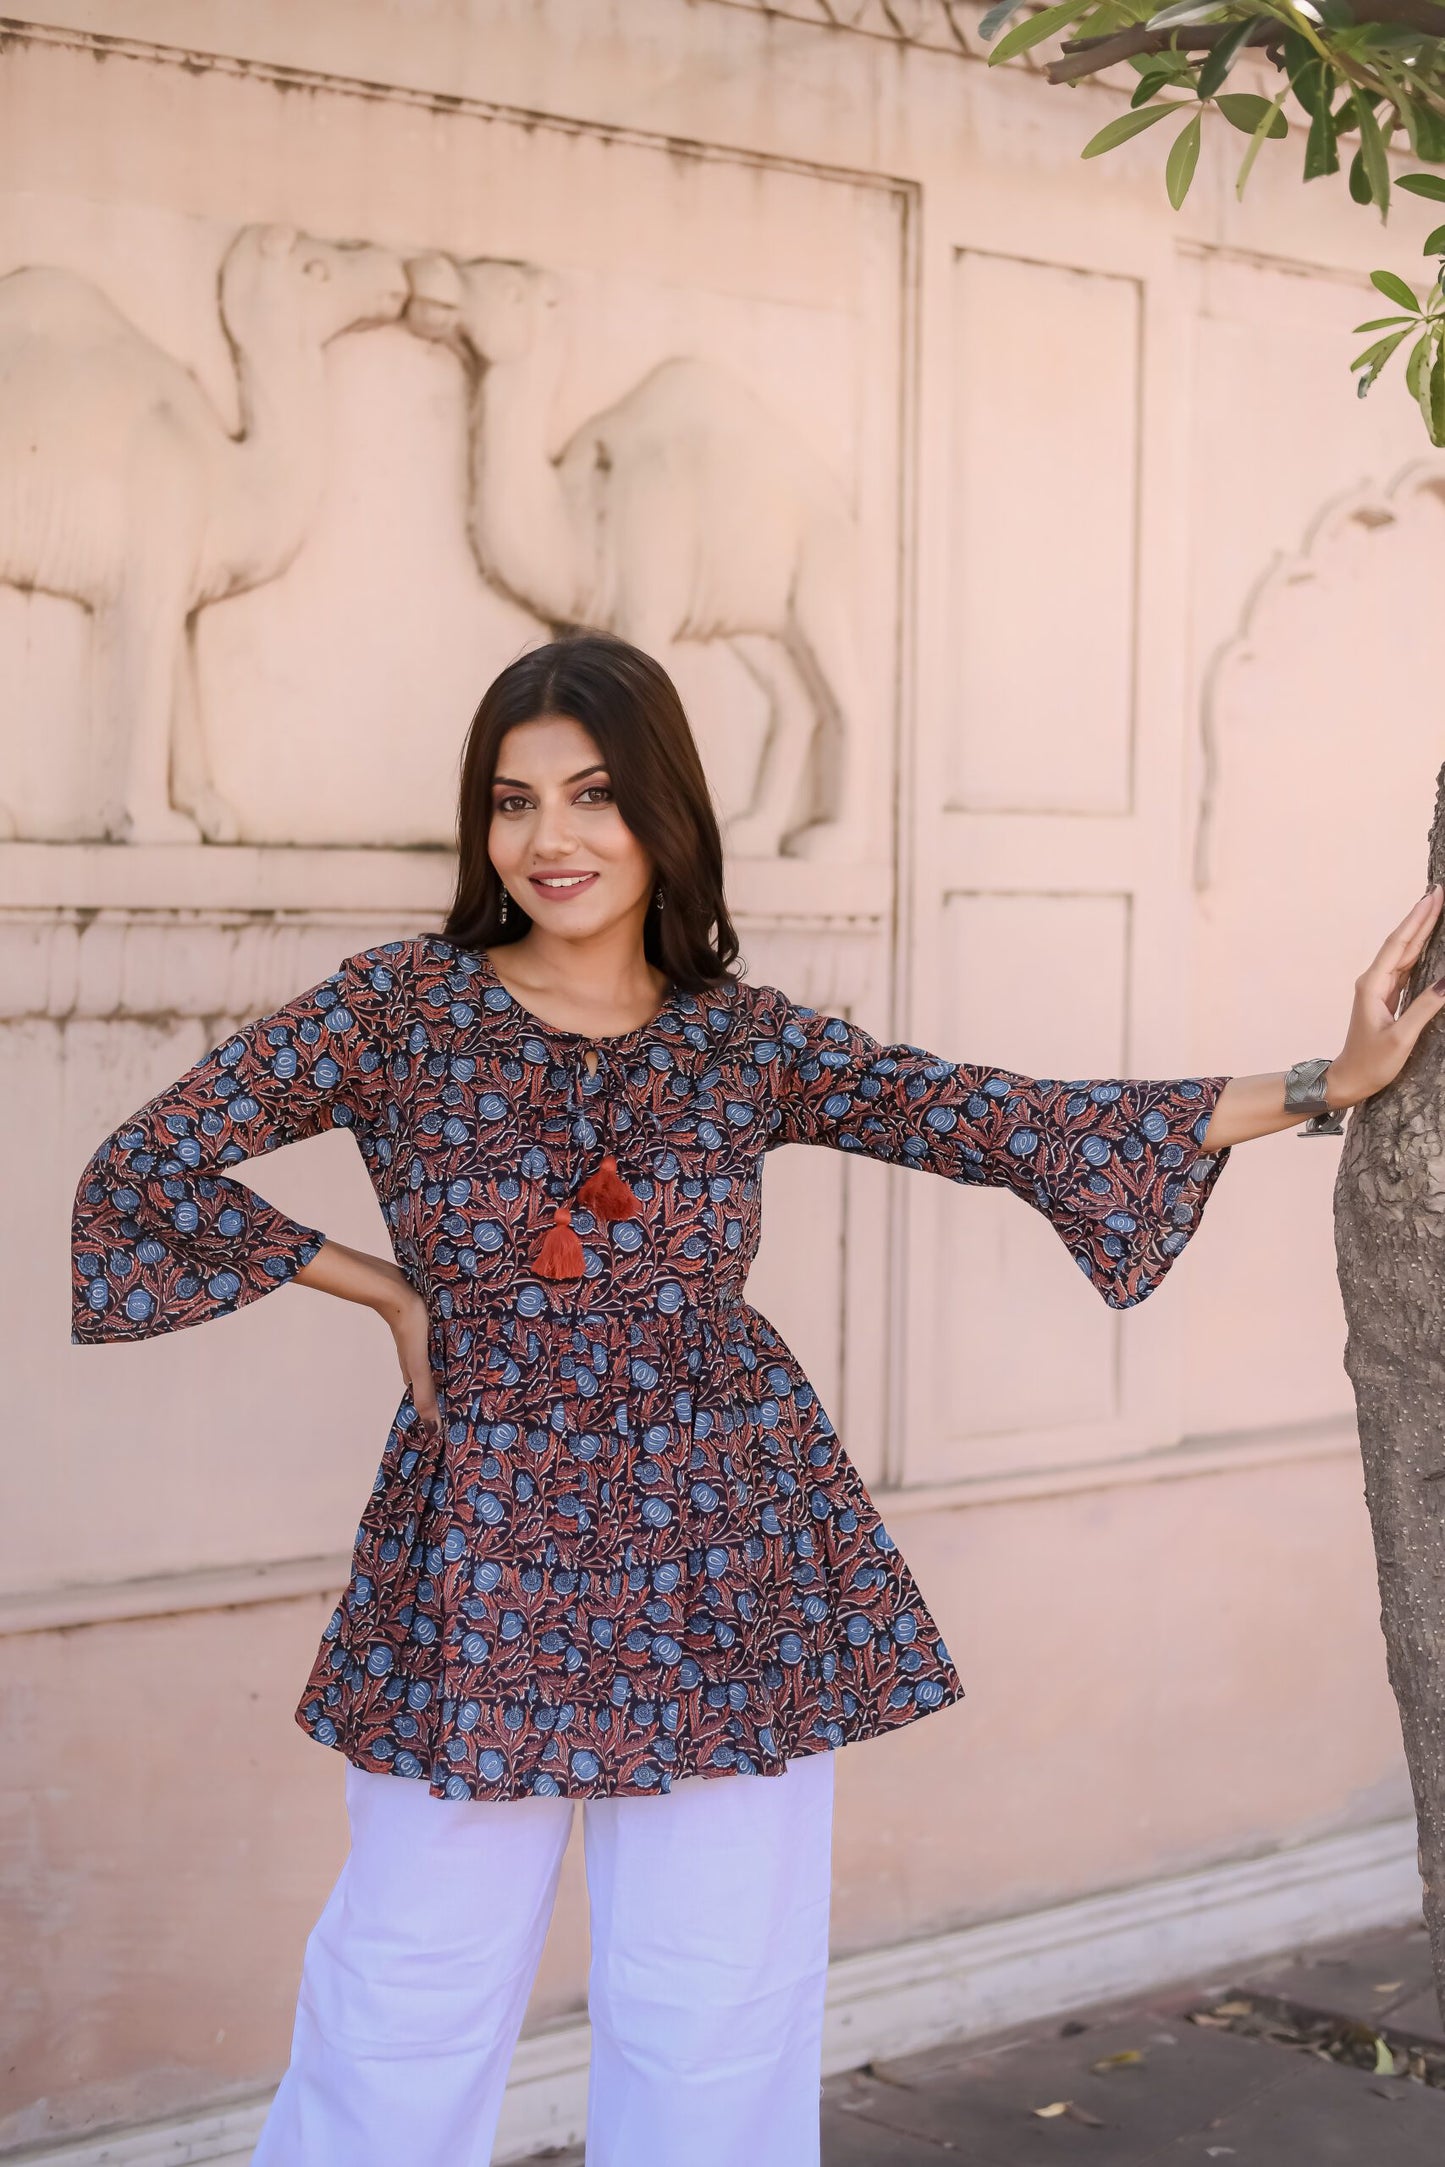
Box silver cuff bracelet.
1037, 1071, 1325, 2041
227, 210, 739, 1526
1284, 1057, 1345, 1138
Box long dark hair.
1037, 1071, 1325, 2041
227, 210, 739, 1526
441, 632, 741, 992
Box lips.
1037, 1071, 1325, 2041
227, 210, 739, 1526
528, 871, 599, 900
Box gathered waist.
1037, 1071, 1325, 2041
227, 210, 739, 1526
430, 1278, 752, 1331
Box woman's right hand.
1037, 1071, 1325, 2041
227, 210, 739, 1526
379, 1279, 445, 1432
293, 1237, 445, 1431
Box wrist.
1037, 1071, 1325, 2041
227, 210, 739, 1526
368, 1263, 423, 1322
1283, 1055, 1349, 1135
1322, 1058, 1354, 1110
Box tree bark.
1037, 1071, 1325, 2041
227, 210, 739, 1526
1335, 761, 1445, 2024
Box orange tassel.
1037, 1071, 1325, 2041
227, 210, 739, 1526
576, 1152, 640, 1221
532, 1201, 585, 1280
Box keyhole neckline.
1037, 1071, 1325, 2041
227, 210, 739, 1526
461, 941, 684, 1047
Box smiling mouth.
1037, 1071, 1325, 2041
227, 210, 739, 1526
529, 871, 599, 896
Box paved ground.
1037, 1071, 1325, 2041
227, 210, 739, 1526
545, 1919, 1445, 2164
821, 1920, 1445, 2164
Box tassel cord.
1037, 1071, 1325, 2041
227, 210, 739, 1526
530, 1043, 640, 1282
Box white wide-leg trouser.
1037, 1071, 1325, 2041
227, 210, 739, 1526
250, 1749, 836, 2167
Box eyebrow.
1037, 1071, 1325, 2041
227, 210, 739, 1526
492, 764, 609, 789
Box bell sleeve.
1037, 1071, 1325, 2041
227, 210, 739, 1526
70, 942, 408, 1345
754, 986, 1232, 1311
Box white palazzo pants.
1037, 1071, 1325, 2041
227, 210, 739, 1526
250, 1748, 836, 2167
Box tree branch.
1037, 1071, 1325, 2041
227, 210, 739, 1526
1044, 0, 1445, 83
1045, 24, 1276, 84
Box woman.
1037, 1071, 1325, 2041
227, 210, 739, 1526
71, 631, 1445, 2166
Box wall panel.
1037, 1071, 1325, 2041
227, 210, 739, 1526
947, 251, 1140, 816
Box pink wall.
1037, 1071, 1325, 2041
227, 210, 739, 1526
1, 0, 1432, 2148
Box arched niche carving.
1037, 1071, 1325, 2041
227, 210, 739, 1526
1186, 460, 1445, 1435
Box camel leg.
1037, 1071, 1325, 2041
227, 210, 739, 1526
91, 577, 202, 845
722, 632, 823, 860
170, 613, 241, 843
779, 544, 875, 863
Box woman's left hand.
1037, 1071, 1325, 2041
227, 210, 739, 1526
1202, 887, 1445, 1152
1326, 885, 1445, 1110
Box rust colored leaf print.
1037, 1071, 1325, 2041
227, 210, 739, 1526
71, 933, 1232, 1799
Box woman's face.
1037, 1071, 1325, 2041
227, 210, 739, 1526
488, 713, 655, 940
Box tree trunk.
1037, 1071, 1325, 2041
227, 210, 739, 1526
1335, 760, 1445, 2023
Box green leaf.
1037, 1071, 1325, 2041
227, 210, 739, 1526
1166, 110, 1203, 207
1353, 324, 1412, 399
1373, 2038, 1396, 2077
1146, 0, 1227, 25
1413, 108, 1445, 164
1069, 0, 1128, 36
979, 0, 1026, 35
1407, 325, 1445, 444
1284, 32, 1327, 117
1355, 92, 1391, 219
1218, 93, 1289, 138
1235, 85, 1290, 198
1372, 268, 1421, 309
1131, 67, 1173, 106
1351, 327, 1412, 374
1349, 149, 1374, 206
1304, 97, 1339, 181
1196, 15, 1256, 100
1082, 103, 1178, 157
1405, 327, 1433, 400
989, 0, 1082, 63
1399, 172, 1445, 203
1352, 314, 1418, 331
1424, 222, 1445, 254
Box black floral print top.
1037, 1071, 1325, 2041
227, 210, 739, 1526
70, 935, 1232, 1800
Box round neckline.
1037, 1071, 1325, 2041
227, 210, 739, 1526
461, 939, 684, 1046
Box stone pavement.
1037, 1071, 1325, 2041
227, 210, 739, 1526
544, 1919, 1445, 2164
821, 1919, 1445, 2164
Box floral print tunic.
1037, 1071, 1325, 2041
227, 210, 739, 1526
70, 934, 1232, 1801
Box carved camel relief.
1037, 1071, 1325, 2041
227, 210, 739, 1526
0, 225, 406, 842
404, 253, 872, 860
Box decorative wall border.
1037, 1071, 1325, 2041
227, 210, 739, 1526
3, 1810, 1418, 2165
707, 0, 972, 51
0, 1417, 1358, 1639
0, 15, 924, 186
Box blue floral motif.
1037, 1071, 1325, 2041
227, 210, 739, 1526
70, 936, 1230, 1799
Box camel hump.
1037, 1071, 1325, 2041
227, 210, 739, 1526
0, 264, 140, 352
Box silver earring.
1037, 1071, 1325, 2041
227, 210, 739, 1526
653, 882, 665, 912
498, 886, 510, 926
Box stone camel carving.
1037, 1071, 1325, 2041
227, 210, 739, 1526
404, 253, 871, 860
0, 225, 407, 843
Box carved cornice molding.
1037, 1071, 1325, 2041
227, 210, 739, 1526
712, 0, 973, 52
0, 910, 432, 1023
0, 898, 892, 1020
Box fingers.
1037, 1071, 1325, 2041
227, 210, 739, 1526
408, 1356, 442, 1427
1397, 971, 1445, 1051
383, 1294, 443, 1429
1367, 885, 1444, 985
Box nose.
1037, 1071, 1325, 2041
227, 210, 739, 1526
531, 800, 583, 858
